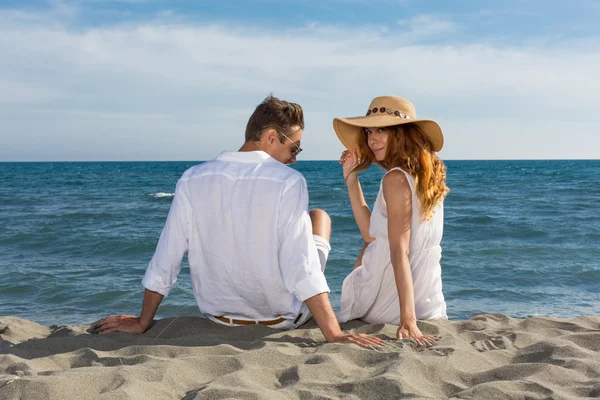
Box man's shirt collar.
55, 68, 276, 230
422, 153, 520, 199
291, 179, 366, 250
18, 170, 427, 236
215, 150, 278, 164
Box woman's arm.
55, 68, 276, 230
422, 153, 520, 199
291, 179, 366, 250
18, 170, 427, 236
340, 150, 375, 242
382, 171, 436, 347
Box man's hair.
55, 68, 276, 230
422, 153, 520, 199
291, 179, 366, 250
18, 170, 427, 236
245, 95, 304, 142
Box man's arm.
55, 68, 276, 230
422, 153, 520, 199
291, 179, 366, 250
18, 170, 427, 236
305, 292, 384, 347
95, 178, 192, 334
94, 289, 164, 334
277, 177, 383, 348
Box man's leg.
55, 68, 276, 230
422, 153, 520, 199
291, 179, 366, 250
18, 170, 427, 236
309, 208, 331, 242
310, 209, 331, 274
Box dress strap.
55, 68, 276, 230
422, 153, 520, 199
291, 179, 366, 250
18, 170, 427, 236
384, 166, 407, 175
383, 167, 415, 194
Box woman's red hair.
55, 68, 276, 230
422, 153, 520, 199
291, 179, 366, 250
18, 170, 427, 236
351, 124, 449, 220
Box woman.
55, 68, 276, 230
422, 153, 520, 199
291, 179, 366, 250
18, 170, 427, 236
334, 96, 449, 347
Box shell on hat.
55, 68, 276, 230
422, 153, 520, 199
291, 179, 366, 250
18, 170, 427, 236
332, 95, 444, 153
367, 96, 417, 120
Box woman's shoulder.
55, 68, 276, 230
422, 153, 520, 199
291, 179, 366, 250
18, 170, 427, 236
382, 168, 411, 187
381, 169, 412, 198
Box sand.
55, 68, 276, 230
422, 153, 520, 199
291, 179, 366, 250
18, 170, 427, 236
1, 314, 599, 399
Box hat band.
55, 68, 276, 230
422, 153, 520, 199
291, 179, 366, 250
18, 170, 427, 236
366, 107, 412, 119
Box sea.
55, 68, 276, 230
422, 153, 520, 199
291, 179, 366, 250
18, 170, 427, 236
1, 160, 599, 326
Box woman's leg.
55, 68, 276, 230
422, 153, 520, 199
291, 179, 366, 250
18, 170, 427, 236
354, 241, 369, 269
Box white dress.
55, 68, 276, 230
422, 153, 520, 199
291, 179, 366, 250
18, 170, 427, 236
338, 167, 448, 324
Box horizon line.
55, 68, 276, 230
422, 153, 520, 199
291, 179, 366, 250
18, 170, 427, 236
1, 158, 599, 163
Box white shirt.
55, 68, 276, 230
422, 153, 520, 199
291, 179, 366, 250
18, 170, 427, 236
142, 150, 329, 321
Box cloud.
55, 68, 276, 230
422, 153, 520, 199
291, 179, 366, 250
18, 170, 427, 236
397, 14, 459, 40
478, 9, 537, 17
0, 6, 599, 161
86, 0, 148, 3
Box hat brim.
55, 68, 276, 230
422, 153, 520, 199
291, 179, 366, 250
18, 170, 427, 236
333, 115, 444, 153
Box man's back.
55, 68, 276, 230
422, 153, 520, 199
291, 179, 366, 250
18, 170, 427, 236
142, 150, 327, 321
95, 95, 383, 350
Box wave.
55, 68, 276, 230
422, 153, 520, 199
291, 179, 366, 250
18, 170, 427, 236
148, 192, 175, 199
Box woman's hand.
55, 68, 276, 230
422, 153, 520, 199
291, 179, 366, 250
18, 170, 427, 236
396, 320, 438, 347
339, 149, 360, 181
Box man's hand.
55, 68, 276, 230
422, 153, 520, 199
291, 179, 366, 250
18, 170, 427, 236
304, 293, 384, 349
93, 315, 148, 335
330, 332, 384, 348
93, 289, 163, 335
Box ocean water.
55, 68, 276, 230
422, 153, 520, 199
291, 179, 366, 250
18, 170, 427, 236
1, 160, 599, 325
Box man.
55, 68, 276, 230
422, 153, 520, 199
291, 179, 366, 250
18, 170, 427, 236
95, 95, 382, 347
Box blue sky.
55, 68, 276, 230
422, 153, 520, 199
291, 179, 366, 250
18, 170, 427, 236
1, 0, 599, 160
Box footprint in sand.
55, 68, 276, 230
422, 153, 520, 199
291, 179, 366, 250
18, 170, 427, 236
426, 347, 455, 356
470, 336, 509, 352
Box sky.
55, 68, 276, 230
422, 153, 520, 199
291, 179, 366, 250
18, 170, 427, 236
1, 0, 599, 161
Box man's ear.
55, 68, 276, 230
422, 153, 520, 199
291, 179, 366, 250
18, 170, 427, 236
264, 128, 278, 146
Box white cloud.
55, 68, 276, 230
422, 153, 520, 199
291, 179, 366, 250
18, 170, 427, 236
86, 0, 148, 3
478, 9, 537, 17
0, 7, 599, 161
397, 14, 458, 40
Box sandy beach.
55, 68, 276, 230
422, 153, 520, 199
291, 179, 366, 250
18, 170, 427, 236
1, 314, 599, 399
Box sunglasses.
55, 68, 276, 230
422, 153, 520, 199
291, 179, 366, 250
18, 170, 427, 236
278, 130, 303, 157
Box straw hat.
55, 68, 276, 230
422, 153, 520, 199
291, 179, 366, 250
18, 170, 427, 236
333, 96, 444, 152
